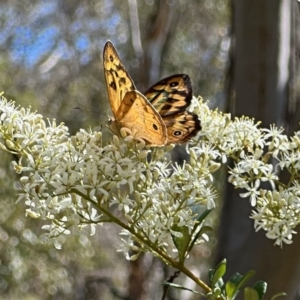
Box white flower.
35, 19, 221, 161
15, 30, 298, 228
252, 188, 300, 246
240, 179, 260, 206
262, 125, 288, 154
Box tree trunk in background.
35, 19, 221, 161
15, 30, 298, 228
228, 0, 290, 127
217, 1, 300, 299
141, 1, 175, 89
130, 1, 175, 91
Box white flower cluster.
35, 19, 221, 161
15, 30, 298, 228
0, 96, 217, 259
1, 93, 300, 253
195, 98, 300, 247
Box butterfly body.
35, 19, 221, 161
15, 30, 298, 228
103, 41, 201, 146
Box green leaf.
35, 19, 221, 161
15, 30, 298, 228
208, 268, 215, 283
188, 208, 213, 252
172, 208, 213, 263
171, 225, 191, 263
211, 259, 227, 287
270, 292, 287, 300
230, 270, 256, 291
252, 281, 267, 298
191, 208, 212, 232
226, 271, 255, 299
225, 280, 238, 299
244, 287, 260, 300
244, 287, 286, 300
189, 225, 213, 253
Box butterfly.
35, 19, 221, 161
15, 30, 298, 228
103, 41, 201, 146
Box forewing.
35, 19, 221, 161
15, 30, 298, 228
103, 41, 136, 118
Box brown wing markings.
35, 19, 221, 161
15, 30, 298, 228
103, 41, 136, 117
163, 111, 201, 144
144, 74, 192, 115
143, 73, 201, 143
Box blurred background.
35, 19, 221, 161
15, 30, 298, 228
0, 0, 299, 299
